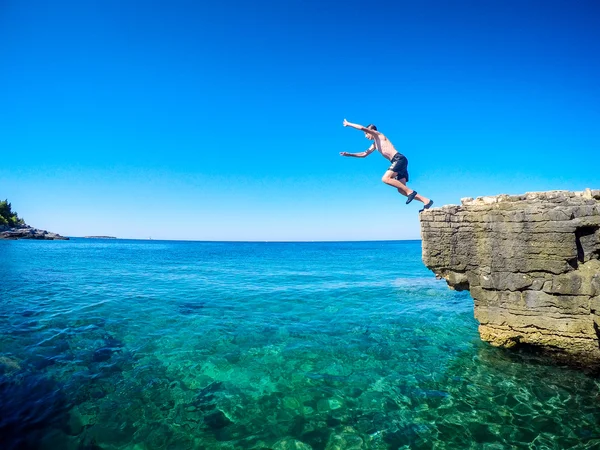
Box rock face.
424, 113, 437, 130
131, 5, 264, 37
420, 189, 600, 366
0, 225, 68, 240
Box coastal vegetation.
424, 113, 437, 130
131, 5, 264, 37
0, 200, 25, 227
0, 199, 68, 240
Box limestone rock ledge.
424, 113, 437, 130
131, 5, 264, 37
420, 189, 600, 367
0, 225, 69, 240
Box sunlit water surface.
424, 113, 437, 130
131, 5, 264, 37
1, 240, 599, 449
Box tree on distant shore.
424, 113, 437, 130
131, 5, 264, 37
0, 200, 25, 227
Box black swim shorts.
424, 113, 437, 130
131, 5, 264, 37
388, 153, 409, 182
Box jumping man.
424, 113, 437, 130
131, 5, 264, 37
341, 119, 433, 212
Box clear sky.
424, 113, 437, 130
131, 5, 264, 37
1, 0, 599, 241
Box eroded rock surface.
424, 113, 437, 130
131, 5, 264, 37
420, 189, 600, 366
0, 225, 68, 240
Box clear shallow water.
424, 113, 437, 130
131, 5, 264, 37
1, 240, 600, 450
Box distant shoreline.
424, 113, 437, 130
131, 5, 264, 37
83, 236, 117, 239
0, 225, 68, 240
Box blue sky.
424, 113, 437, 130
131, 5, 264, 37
1, 0, 598, 240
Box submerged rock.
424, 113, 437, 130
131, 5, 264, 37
0, 373, 71, 449
193, 381, 223, 411
179, 301, 206, 315
273, 437, 313, 450
325, 429, 364, 450
92, 347, 118, 363
204, 409, 232, 430
0, 355, 21, 372
420, 189, 600, 368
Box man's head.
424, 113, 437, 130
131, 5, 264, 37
364, 124, 377, 140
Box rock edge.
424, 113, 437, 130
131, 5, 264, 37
420, 189, 600, 368
0, 225, 69, 240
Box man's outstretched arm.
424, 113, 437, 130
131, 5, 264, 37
340, 144, 376, 158
342, 119, 381, 136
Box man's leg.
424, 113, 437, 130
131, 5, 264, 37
384, 173, 431, 204
413, 192, 430, 205
382, 171, 411, 195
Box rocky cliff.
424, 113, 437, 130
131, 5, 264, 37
420, 189, 600, 367
0, 225, 68, 240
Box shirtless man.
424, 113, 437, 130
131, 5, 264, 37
341, 119, 433, 211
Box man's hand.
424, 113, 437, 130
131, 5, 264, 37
343, 119, 372, 133
340, 151, 350, 156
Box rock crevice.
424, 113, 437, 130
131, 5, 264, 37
420, 189, 600, 367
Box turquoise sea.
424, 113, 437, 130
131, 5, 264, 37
1, 239, 600, 449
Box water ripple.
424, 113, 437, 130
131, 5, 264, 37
1, 240, 599, 449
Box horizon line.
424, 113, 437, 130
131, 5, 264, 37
67, 237, 423, 243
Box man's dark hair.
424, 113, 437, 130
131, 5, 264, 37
366, 124, 377, 131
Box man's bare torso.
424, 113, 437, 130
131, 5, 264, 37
372, 134, 399, 160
